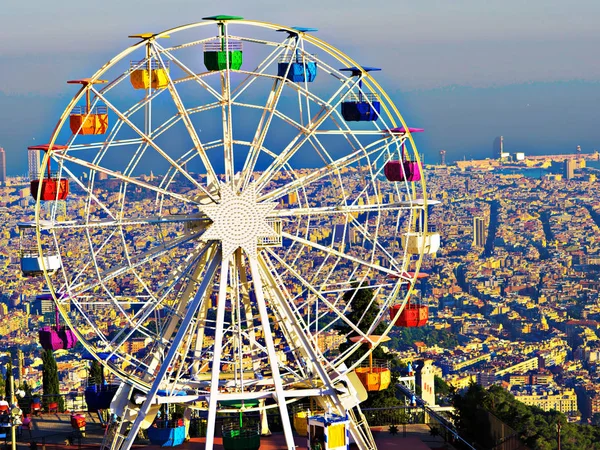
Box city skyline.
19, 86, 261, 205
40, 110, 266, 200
1, 2, 600, 174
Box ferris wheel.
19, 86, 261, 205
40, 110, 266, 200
30, 16, 438, 450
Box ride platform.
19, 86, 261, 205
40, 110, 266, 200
15, 412, 453, 450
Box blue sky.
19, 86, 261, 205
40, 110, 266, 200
2, 0, 600, 173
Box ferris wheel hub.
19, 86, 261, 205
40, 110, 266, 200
200, 182, 278, 258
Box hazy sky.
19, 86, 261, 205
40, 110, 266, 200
2, 0, 600, 173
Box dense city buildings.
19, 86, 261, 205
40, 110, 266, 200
1, 149, 600, 425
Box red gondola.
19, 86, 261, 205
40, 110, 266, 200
28, 145, 69, 201
389, 302, 428, 327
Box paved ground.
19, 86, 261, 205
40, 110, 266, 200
8, 413, 455, 450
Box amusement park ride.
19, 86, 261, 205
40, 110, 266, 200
19, 16, 441, 450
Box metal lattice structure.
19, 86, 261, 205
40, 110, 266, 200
34, 17, 432, 450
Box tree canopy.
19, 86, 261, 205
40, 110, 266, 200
89, 360, 104, 386
41, 349, 64, 412
454, 382, 600, 450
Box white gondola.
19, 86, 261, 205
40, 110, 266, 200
402, 231, 441, 255
401, 198, 442, 255
18, 221, 61, 276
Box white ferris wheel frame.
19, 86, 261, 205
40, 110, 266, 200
33, 18, 432, 450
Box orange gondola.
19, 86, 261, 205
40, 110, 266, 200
67, 79, 108, 135
349, 335, 391, 392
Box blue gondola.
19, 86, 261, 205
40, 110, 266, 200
277, 27, 318, 83
340, 67, 381, 122
85, 384, 119, 412
147, 422, 186, 447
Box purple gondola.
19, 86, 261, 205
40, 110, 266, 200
383, 127, 424, 183
37, 294, 77, 351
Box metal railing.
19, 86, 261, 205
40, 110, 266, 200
129, 60, 170, 70
29, 172, 68, 181
278, 53, 317, 63
203, 41, 243, 52
396, 383, 477, 450
343, 93, 380, 103
18, 394, 87, 415
361, 406, 424, 426
353, 359, 391, 370
71, 106, 107, 115
258, 218, 282, 246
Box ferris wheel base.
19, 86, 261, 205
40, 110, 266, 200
100, 382, 377, 450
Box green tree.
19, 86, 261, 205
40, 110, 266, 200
343, 282, 386, 336
89, 360, 104, 386
453, 382, 600, 450
0, 371, 5, 399
4, 362, 12, 404
41, 349, 64, 412
338, 283, 389, 360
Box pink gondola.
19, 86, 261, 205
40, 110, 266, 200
383, 127, 423, 183
37, 295, 77, 351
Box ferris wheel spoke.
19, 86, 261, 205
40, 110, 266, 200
239, 79, 285, 190
263, 248, 371, 342
153, 41, 223, 100
257, 254, 347, 377
67, 230, 204, 296
105, 244, 214, 381
151, 49, 219, 188
157, 148, 219, 205
90, 88, 209, 192
247, 255, 296, 448
348, 215, 405, 272
150, 245, 219, 367
281, 231, 397, 276
66, 138, 145, 152
238, 36, 301, 189
205, 249, 229, 447
259, 137, 390, 203
220, 31, 235, 183
230, 41, 286, 103
271, 202, 415, 217
58, 226, 119, 292
54, 164, 117, 220
53, 152, 199, 206
254, 77, 358, 192
120, 251, 221, 449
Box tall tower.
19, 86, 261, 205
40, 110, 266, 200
439, 149, 446, 166
28, 149, 40, 181
564, 159, 576, 180
474, 216, 486, 247
0, 148, 6, 185
493, 136, 503, 159
418, 360, 436, 406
